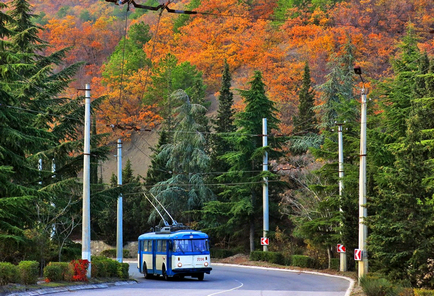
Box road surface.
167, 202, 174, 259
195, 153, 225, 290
46, 262, 353, 296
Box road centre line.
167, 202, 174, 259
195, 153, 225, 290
207, 280, 244, 296
212, 263, 354, 296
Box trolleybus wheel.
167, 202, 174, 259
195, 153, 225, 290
143, 263, 151, 279
197, 273, 204, 281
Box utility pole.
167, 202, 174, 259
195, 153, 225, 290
82, 83, 91, 277
262, 118, 269, 252
116, 139, 123, 263
355, 66, 368, 279
337, 122, 347, 272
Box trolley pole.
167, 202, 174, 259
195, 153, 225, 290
116, 139, 123, 263
262, 118, 269, 252
337, 123, 347, 272
82, 84, 91, 277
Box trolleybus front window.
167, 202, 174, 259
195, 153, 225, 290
174, 239, 209, 253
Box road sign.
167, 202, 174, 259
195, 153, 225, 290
354, 249, 362, 261
337, 244, 346, 253
261, 237, 269, 246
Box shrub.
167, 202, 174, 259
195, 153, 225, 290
211, 249, 235, 259
43, 264, 62, 282
18, 261, 39, 285
249, 251, 264, 261
0, 262, 18, 285
44, 262, 74, 282
100, 249, 116, 258
330, 258, 339, 271
118, 263, 129, 279
91, 257, 128, 279
291, 255, 314, 268
414, 289, 434, 296
100, 249, 130, 259
70, 259, 89, 282
360, 276, 396, 296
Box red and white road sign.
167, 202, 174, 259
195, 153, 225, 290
354, 249, 362, 261
337, 244, 346, 253
261, 237, 269, 246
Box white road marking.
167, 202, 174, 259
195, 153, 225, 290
207, 280, 244, 296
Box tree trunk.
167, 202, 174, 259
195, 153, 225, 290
327, 247, 332, 269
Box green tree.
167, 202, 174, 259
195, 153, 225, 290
98, 160, 150, 245
369, 24, 434, 284
209, 60, 236, 184
293, 62, 317, 135
289, 42, 360, 268
144, 53, 206, 127
0, 0, 109, 264
103, 21, 152, 80
203, 71, 282, 252
150, 90, 214, 225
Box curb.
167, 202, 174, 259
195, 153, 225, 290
6, 281, 137, 296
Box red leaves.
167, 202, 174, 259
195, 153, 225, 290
70, 259, 89, 282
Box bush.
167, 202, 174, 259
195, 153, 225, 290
211, 249, 235, 259
360, 276, 396, 296
70, 259, 89, 282
250, 251, 264, 261
43, 264, 62, 282
0, 262, 18, 285
415, 289, 434, 296
91, 256, 128, 279
118, 263, 129, 279
44, 262, 74, 282
100, 249, 130, 259
291, 255, 314, 268
330, 258, 339, 271
18, 261, 39, 285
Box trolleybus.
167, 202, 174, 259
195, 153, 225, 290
137, 225, 212, 280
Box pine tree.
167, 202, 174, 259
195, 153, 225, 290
203, 71, 282, 252
369, 25, 434, 283
290, 42, 360, 269
210, 60, 236, 184
293, 62, 318, 135
150, 90, 214, 224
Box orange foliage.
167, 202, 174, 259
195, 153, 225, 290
29, 0, 434, 137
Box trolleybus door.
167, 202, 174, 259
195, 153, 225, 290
152, 240, 157, 274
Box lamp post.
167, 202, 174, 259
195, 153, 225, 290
354, 66, 368, 279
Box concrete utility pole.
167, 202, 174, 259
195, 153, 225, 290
82, 84, 91, 277
263, 118, 269, 252
337, 123, 347, 272
355, 66, 368, 279
116, 139, 123, 263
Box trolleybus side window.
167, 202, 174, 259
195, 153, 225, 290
158, 240, 166, 252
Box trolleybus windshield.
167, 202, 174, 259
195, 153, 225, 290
173, 239, 209, 253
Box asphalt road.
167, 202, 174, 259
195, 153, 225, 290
43, 262, 353, 296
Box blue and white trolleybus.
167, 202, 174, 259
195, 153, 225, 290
138, 225, 212, 280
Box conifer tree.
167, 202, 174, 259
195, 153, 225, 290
210, 60, 236, 182
293, 62, 318, 135
369, 25, 434, 283
203, 71, 282, 252
150, 90, 214, 224
290, 42, 360, 269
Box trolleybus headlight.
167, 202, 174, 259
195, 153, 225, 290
204, 262, 209, 267
177, 262, 182, 268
